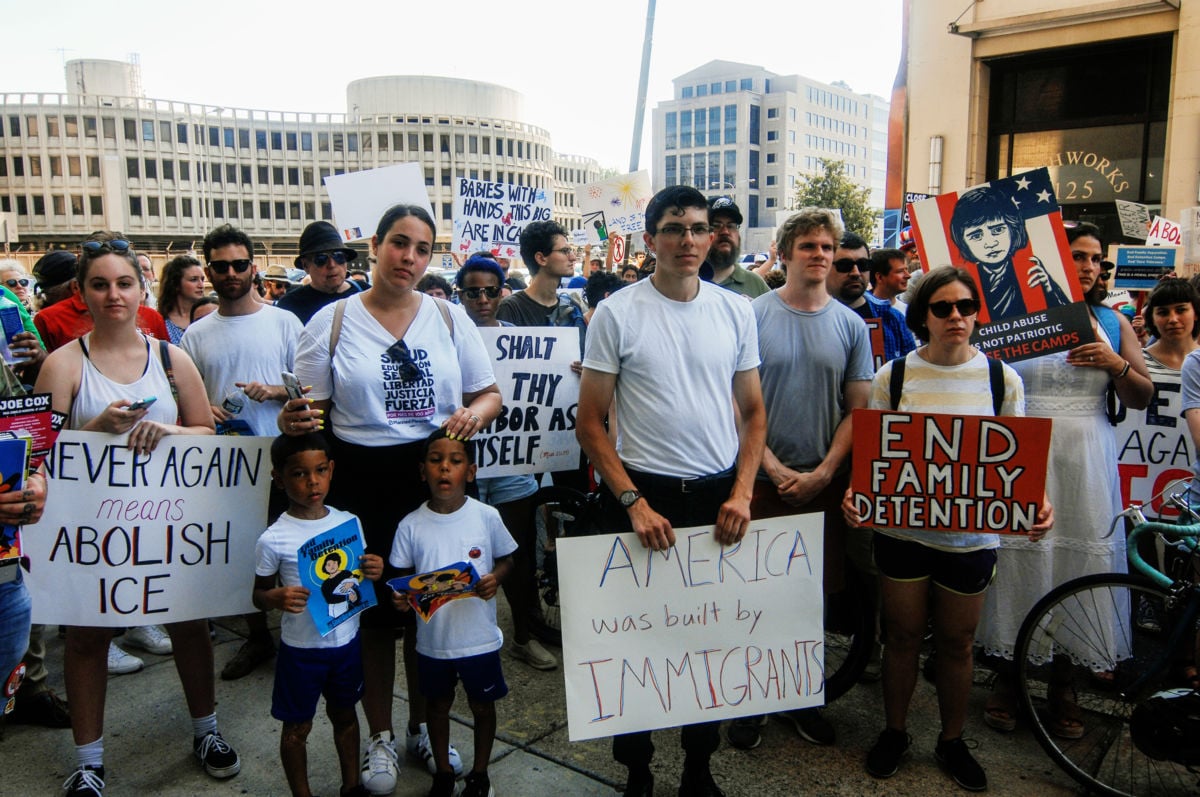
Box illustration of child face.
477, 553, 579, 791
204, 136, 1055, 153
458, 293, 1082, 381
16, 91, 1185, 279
323, 556, 341, 575
962, 218, 1013, 265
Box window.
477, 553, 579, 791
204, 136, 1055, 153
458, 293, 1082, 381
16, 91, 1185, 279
241, 164, 251, 184
67, 155, 81, 177
239, 128, 250, 149
768, 107, 779, 119
740, 78, 753, 91
482, 136, 490, 155
226, 164, 237, 183
333, 133, 344, 153
49, 156, 62, 177
90, 196, 103, 215
680, 110, 692, 149
766, 197, 777, 208
287, 132, 297, 151
725, 80, 736, 92
0, 160, 6, 178
318, 132, 329, 151
258, 165, 269, 184
288, 167, 299, 186
209, 199, 219, 218
10, 157, 22, 177
303, 167, 313, 186
165, 197, 176, 216
51, 195, 64, 215
129, 197, 142, 216
210, 162, 221, 183
696, 84, 708, 97
259, 200, 271, 219
424, 167, 435, 186
123, 118, 137, 141
271, 131, 282, 150
84, 116, 97, 137
256, 130, 268, 150
290, 202, 300, 220
711, 82, 722, 94
302, 131, 312, 151
126, 158, 139, 179
766, 153, 776, 164
144, 159, 157, 179
322, 202, 332, 219
241, 200, 252, 219
46, 116, 60, 138
695, 110, 706, 147
274, 201, 285, 219
15, 197, 26, 216
724, 105, 737, 144
724, 150, 736, 186
749, 149, 759, 186
175, 123, 187, 144
142, 120, 155, 142
347, 133, 357, 153
273, 166, 284, 185
469, 135, 478, 154
179, 161, 190, 180
749, 105, 760, 146
766, 175, 777, 186
305, 202, 315, 220
26, 116, 39, 137
162, 159, 174, 180
767, 130, 779, 141
27, 157, 41, 177
32, 196, 45, 215
208, 126, 220, 147
441, 172, 451, 187
682, 86, 693, 99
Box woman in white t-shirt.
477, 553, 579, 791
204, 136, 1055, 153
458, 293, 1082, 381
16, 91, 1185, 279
278, 205, 501, 788
842, 266, 1054, 791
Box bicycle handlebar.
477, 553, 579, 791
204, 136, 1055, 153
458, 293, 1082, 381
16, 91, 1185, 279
1127, 519, 1200, 589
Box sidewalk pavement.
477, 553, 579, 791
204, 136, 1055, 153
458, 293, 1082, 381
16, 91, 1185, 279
1, 606, 1080, 796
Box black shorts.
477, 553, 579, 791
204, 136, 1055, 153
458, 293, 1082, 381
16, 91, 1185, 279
873, 533, 997, 596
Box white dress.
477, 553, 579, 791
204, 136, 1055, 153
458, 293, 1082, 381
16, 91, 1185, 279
977, 321, 1129, 669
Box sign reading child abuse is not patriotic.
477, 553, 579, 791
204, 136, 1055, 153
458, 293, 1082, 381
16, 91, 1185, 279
452, 178, 552, 259
849, 409, 1051, 534
473, 327, 580, 477
559, 514, 825, 741
24, 432, 270, 626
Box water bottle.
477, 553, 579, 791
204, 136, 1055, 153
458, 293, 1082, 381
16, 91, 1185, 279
221, 387, 246, 415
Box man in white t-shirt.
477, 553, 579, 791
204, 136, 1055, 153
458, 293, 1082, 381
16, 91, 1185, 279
182, 223, 303, 681
576, 185, 766, 797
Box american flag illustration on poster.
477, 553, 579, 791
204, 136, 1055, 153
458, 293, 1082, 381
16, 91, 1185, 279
907, 168, 1095, 362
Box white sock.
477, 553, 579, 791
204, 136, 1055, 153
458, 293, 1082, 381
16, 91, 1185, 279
76, 737, 104, 769
191, 712, 217, 739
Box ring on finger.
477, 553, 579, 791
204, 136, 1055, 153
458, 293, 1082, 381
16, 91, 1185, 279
469, 414, 480, 425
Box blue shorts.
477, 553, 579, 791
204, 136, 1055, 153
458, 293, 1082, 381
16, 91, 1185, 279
417, 650, 508, 703
271, 637, 364, 724
874, 533, 997, 596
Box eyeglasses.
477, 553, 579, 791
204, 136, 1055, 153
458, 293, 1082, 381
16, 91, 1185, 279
4, 278, 30, 289
309, 251, 351, 267
460, 286, 501, 300
82, 239, 132, 256
208, 259, 252, 274
385, 340, 424, 383
1071, 251, 1105, 265
833, 257, 870, 273
657, 224, 713, 239
928, 299, 980, 319
550, 247, 576, 259
711, 221, 740, 233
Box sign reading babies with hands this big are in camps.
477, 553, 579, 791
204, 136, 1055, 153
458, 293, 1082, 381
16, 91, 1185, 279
558, 514, 825, 741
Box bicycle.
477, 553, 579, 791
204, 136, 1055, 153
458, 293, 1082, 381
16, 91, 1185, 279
529, 484, 872, 703
1012, 479, 1200, 796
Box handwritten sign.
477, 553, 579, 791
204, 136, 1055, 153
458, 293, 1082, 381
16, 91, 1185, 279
297, 518, 375, 636
451, 178, 552, 259
1113, 368, 1196, 520
1147, 216, 1183, 247
849, 409, 1051, 534
577, 171, 652, 245
473, 327, 580, 477
559, 514, 825, 741
324, 164, 434, 243
1115, 200, 1150, 240
24, 432, 270, 625
1111, 245, 1178, 291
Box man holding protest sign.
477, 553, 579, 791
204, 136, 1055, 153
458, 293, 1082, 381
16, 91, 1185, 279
576, 185, 765, 797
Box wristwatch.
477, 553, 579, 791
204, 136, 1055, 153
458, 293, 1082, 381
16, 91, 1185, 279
619, 489, 643, 508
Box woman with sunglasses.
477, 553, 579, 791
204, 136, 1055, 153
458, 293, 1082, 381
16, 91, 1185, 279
278, 205, 501, 794
276, 221, 362, 325
977, 222, 1153, 738
0, 260, 34, 311
844, 266, 1052, 791
35, 233, 238, 796
157, 254, 208, 344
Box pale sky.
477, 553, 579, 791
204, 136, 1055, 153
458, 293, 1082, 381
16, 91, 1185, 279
0, 0, 903, 171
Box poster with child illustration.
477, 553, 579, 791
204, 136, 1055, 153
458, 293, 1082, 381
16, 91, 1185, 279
388, 561, 480, 622
297, 518, 376, 636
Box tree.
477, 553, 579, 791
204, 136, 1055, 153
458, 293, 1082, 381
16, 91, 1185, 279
793, 157, 880, 240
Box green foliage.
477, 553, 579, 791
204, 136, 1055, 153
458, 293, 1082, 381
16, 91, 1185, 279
793, 158, 880, 239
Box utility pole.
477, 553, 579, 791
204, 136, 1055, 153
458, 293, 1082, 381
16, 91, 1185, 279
628, 0, 656, 173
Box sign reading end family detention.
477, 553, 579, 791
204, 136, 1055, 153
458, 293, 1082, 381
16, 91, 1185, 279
559, 514, 825, 741
23, 431, 270, 626
850, 409, 1050, 534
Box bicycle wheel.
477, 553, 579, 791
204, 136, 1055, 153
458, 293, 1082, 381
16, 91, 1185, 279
531, 485, 600, 644
822, 566, 873, 702
1013, 573, 1200, 797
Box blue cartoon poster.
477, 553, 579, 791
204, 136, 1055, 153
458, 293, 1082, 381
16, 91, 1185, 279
297, 518, 376, 636
388, 562, 480, 623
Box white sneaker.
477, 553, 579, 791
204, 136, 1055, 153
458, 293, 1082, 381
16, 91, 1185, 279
361, 731, 399, 795
107, 641, 144, 675
123, 625, 173, 655
407, 722, 464, 776
510, 638, 557, 671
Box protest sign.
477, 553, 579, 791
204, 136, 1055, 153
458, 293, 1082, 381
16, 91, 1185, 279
324, 164, 433, 243
297, 517, 376, 636
0, 435, 29, 582
1112, 366, 1196, 521
1115, 200, 1150, 240
1184, 207, 1200, 265
24, 432, 270, 626
451, 178, 552, 259
849, 409, 1051, 534
1146, 216, 1183, 247
577, 171, 652, 245
863, 318, 886, 372
559, 514, 825, 741
473, 327, 580, 477
908, 168, 1093, 362
0, 392, 59, 472
1111, 245, 1179, 291
388, 561, 480, 623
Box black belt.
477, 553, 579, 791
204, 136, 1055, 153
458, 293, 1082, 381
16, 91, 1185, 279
626, 466, 736, 495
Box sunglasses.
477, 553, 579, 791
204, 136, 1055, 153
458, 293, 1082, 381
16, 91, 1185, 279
929, 299, 980, 319
82, 239, 132, 255
833, 257, 870, 273
460, 286, 501, 300
309, 251, 351, 267
208, 259, 252, 275
4, 278, 30, 289
385, 340, 423, 383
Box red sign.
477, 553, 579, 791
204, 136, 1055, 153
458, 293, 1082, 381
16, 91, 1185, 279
612, 235, 625, 265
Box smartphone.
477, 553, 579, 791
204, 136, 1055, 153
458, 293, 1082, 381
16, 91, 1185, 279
282, 372, 304, 401
126, 396, 157, 412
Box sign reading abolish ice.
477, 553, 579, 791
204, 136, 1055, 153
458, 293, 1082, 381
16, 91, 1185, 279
473, 327, 580, 476
908, 168, 1093, 363
1112, 368, 1196, 520
849, 410, 1051, 534
24, 431, 269, 626
559, 514, 825, 741
577, 171, 652, 245
451, 178, 552, 259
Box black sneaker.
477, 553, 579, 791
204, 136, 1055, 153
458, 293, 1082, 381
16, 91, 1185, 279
194, 731, 241, 779
865, 728, 911, 778
624, 768, 653, 797
935, 736, 987, 792
678, 762, 725, 797
63, 765, 105, 796
726, 714, 767, 750
427, 770, 458, 797
780, 707, 835, 746
461, 770, 494, 797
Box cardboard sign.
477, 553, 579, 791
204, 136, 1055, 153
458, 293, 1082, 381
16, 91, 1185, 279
451, 178, 552, 260
297, 518, 376, 636
24, 432, 270, 626
473, 327, 581, 477
863, 318, 886, 372
849, 409, 1051, 534
324, 164, 434, 243
387, 561, 480, 622
1111, 245, 1179, 290
1112, 368, 1196, 521
1115, 200, 1150, 240
1146, 216, 1183, 247
577, 171, 652, 245
908, 168, 1094, 362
